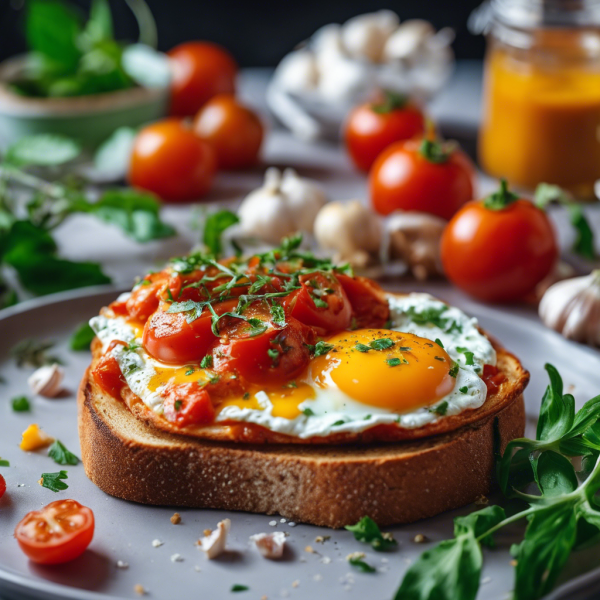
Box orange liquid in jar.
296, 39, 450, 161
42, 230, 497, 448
479, 31, 600, 198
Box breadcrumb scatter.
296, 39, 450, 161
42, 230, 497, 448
116, 560, 129, 569
413, 534, 428, 543
170, 553, 183, 562
305, 545, 315, 553
170, 512, 181, 525
269, 520, 277, 527
203, 529, 212, 537
292, 580, 299, 588
346, 552, 365, 561
510, 559, 518, 567
134, 584, 146, 595
474, 494, 489, 506
288, 522, 296, 527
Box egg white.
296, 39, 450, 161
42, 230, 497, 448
90, 292, 496, 438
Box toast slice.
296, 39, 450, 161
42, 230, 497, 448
78, 345, 526, 528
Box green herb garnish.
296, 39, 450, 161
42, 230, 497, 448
432, 401, 448, 416
48, 440, 79, 466
200, 355, 213, 369
70, 322, 95, 351
11, 396, 31, 412
348, 556, 376, 573
459, 386, 469, 394
203, 210, 239, 258
387, 358, 402, 367
302, 408, 315, 417
308, 341, 334, 357
40, 470, 68, 492
346, 516, 397, 551
231, 585, 249, 592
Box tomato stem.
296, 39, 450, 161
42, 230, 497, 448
419, 139, 452, 164
483, 178, 520, 210
371, 90, 408, 114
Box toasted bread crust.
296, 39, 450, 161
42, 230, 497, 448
78, 365, 525, 527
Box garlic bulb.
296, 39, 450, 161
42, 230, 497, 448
313, 200, 382, 268
237, 168, 328, 244
28, 363, 64, 398
539, 271, 600, 347
341, 10, 399, 62
382, 211, 445, 280
280, 168, 327, 232
274, 50, 319, 94
383, 20, 436, 64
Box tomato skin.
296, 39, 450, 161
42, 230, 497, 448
162, 382, 215, 426
142, 299, 238, 364
369, 139, 476, 220
168, 41, 237, 117
441, 199, 558, 302
92, 352, 126, 399
128, 119, 217, 202
336, 274, 390, 329
15, 500, 94, 565
345, 101, 425, 171
0, 474, 5, 499
284, 273, 352, 335
193, 94, 263, 169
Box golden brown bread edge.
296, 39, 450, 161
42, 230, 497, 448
78, 343, 527, 528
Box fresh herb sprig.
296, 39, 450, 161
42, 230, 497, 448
392, 364, 600, 600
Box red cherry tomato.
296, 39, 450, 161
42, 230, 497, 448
337, 274, 390, 329
283, 273, 351, 335
15, 500, 95, 565
193, 94, 263, 169
162, 382, 215, 426
0, 474, 6, 499
142, 299, 239, 364
92, 351, 126, 399
219, 317, 314, 385
345, 92, 426, 172
128, 119, 217, 202
440, 182, 558, 303
370, 139, 476, 220
168, 41, 237, 117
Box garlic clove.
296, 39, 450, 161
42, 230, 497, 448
383, 19, 436, 64
199, 518, 230, 559
280, 168, 328, 232
275, 50, 319, 94
28, 363, 64, 398
341, 10, 399, 62
539, 270, 600, 347
250, 531, 286, 559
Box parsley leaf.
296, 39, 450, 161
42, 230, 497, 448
270, 302, 286, 327
231, 584, 249, 592
457, 347, 475, 366
11, 396, 31, 412
70, 322, 95, 351
356, 343, 371, 353
449, 362, 459, 378
203, 210, 239, 258
369, 338, 394, 351
48, 440, 79, 466
200, 355, 213, 369
40, 470, 68, 492
308, 341, 334, 357
406, 305, 448, 329
387, 358, 402, 367
302, 408, 315, 417
345, 516, 397, 551
431, 401, 448, 416
0, 459, 9, 467
349, 557, 376, 572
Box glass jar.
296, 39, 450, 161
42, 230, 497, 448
478, 0, 600, 198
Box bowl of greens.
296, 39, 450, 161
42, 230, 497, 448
0, 0, 171, 151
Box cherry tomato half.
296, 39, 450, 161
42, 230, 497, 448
15, 499, 95, 565
168, 41, 237, 117
283, 272, 352, 335
193, 94, 263, 169
370, 138, 476, 220
92, 351, 126, 399
162, 382, 215, 426
128, 119, 217, 202
0, 474, 5, 499
440, 182, 558, 303
337, 274, 390, 329
345, 92, 425, 172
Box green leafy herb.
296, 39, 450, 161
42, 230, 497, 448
348, 556, 376, 572
308, 341, 334, 357
231, 585, 249, 592
459, 386, 469, 394
270, 302, 286, 327
203, 210, 240, 258
457, 347, 475, 366
48, 440, 79, 465
434, 338, 444, 348
40, 470, 68, 492
267, 348, 280, 364
243, 392, 250, 400
185, 367, 195, 376
345, 516, 397, 551
387, 358, 402, 367
11, 338, 60, 368
70, 322, 95, 351
0, 459, 9, 467
356, 343, 371, 353
174, 400, 183, 411
303, 408, 315, 417
5, 135, 81, 167
449, 362, 459, 378
419, 139, 453, 164
484, 179, 519, 210
200, 355, 213, 369
11, 396, 31, 412
370, 338, 394, 350
392, 364, 600, 600
432, 401, 448, 416
332, 420, 345, 426
371, 90, 407, 114
406, 305, 448, 329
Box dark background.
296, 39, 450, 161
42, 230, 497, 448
0, 0, 485, 66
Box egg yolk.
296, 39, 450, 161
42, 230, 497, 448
311, 329, 456, 413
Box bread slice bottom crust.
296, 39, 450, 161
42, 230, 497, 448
78, 369, 525, 528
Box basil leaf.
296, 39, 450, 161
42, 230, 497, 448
345, 516, 397, 551
93, 126, 137, 176
533, 451, 578, 497
40, 470, 69, 492
203, 210, 239, 258
536, 364, 574, 442
513, 503, 578, 600
349, 557, 376, 572
568, 204, 595, 260
11, 396, 31, 412
567, 394, 600, 439
70, 322, 95, 351
5, 134, 81, 167
26, 0, 82, 70
82, 0, 113, 46
48, 440, 79, 466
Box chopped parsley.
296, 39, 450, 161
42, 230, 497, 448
302, 407, 315, 417
231, 584, 249, 592
48, 440, 79, 466
267, 348, 280, 365
459, 386, 469, 394
432, 401, 448, 416
356, 338, 395, 353
0, 459, 9, 467
200, 355, 213, 369
356, 343, 371, 353
284, 381, 298, 388
174, 400, 183, 411
406, 305, 448, 329
243, 392, 250, 400
185, 367, 195, 376
208, 373, 220, 385
457, 347, 475, 366
434, 356, 445, 362
308, 341, 334, 357
332, 420, 345, 426
449, 362, 459, 378
348, 557, 376, 572
386, 358, 402, 367
345, 516, 397, 551
434, 338, 444, 348
11, 396, 30, 412
39, 470, 68, 492
270, 302, 286, 327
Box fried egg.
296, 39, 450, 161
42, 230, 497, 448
90, 293, 496, 439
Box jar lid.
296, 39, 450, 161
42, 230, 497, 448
469, 0, 600, 33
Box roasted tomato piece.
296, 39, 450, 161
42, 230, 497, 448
482, 364, 506, 395
143, 299, 238, 364
337, 274, 390, 329
92, 352, 126, 399
0, 474, 5, 499
162, 382, 215, 426
218, 317, 314, 385
15, 499, 95, 565
284, 272, 351, 334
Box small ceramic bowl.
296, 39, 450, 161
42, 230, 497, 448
0, 56, 169, 151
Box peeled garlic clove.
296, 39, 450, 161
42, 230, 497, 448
199, 518, 230, 559
250, 531, 286, 559
341, 10, 399, 62
314, 200, 382, 268
275, 50, 319, 94
539, 271, 600, 347
280, 168, 328, 232
383, 19, 436, 63
28, 363, 64, 398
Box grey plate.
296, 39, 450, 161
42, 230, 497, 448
1, 285, 600, 600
